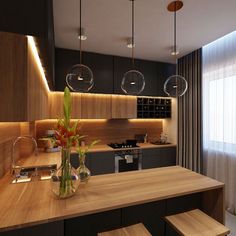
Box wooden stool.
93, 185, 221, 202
165, 209, 230, 236
98, 223, 151, 236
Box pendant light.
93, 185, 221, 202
121, 0, 145, 95
164, 1, 187, 97
66, 0, 94, 92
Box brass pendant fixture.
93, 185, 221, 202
66, 0, 94, 92
121, 0, 145, 95
164, 0, 187, 97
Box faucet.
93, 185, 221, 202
11, 135, 38, 175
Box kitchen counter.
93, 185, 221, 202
0, 166, 224, 232
16, 143, 176, 168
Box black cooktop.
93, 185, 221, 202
108, 142, 139, 149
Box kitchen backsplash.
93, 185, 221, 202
36, 119, 163, 145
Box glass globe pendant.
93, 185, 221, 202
66, 64, 93, 92
164, 1, 187, 97
121, 0, 145, 95
164, 74, 187, 97
121, 70, 145, 95
65, 0, 93, 92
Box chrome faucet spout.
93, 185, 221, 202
11, 135, 38, 174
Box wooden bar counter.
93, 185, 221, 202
0, 166, 225, 236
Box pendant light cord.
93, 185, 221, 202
79, 0, 82, 64
131, 0, 135, 70
174, 1, 178, 72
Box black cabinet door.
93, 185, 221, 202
156, 62, 176, 97
113, 56, 140, 94
83, 52, 113, 94
1, 221, 64, 236
55, 48, 79, 91
142, 147, 176, 169
142, 148, 159, 169
88, 151, 115, 175
65, 209, 121, 236
122, 201, 166, 235
139, 59, 158, 96
55, 49, 113, 93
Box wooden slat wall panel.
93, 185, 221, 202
36, 119, 163, 144
49, 92, 81, 119
0, 122, 35, 178
0, 32, 27, 121
27, 40, 49, 121
112, 95, 137, 118
81, 94, 112, 119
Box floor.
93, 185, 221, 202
226, 211, 236, 235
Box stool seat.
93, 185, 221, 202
98, 223, 151, 236
165, 209, 230, 236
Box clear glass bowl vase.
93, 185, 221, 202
51, 148, 80, 199
77, 154, 91, 182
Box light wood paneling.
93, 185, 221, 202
27, 41, 49, 121
49, 92, 81, 119
0, 32, 27, 121
98, 223, 151, 236
165, 209, 230, 236
81, 94, 112, 119
0, 166, 224, 232
112, 95, 137, 118
0, 122, 35, 178
36, 119, 163, 144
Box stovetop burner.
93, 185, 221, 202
108, 142, 139, 149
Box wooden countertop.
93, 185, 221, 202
16, 143, 176, 168
0, 166, 224, 232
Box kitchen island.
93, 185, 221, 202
0, 166, 224, 235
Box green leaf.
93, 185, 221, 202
63, 87, 71, 128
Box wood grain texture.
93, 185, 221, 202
49, 92, 81, 119
81, 94, 112, 119
0, 32, 27, 121
0, 122, 35, 178
0, 166, 224, 232
112, 95, 137, 118
27, 40, 49, 121
35, 119, 163, 144
98, 223, 151, 236
165, 209, 230, 236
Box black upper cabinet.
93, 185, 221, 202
139, 59, 158, 96
156, 62, 176, 97
55, 48, 176, 96
113, 56, 140, 94
55, 48, 113, 94
55, 48, 78, 91
83, 52, 114, 94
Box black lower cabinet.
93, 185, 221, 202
65, 209, 121, 236
142, 147, 176, 169
88, 152, 115, 176
0, 221, 64, 236
122, 201, 166, 235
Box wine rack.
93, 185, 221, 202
137, 97, 171, 119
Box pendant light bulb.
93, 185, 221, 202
121, 0, 145, 95
164, 0, 187, 98
66, 0, 94, 92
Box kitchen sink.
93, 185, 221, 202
12, 164, 57, 184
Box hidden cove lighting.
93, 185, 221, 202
27, 36, 50, 92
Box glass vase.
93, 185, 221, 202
51, 148, 80, 199
77, 154, 91, 182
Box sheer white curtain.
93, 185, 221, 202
203, 31, 236, 214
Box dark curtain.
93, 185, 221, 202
177, 49, 202, 173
